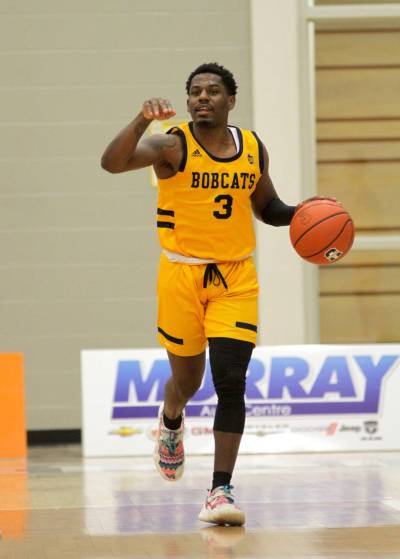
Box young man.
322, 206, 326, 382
102, 62, 321, 526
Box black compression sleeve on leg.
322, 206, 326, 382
261, 197, 296, 226
208, 337, 254, 434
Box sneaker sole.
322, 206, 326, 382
198, 505, 245, 526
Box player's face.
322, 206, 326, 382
187, 73, 235, 126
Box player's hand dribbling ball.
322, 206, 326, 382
290, 198, 354, 265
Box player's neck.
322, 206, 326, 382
192, 122, 236, 158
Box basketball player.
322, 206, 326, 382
101, 63, 329, 526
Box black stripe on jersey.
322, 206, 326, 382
157, 208, 175, 217
189, 122, 244, 162
158, 327, 184, 345
166, 127, 187, 172
251, 131, 264, 174
157, 221, 175, 229
235, 321, 258, 333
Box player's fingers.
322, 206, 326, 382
318, 196, 342, 205
307, 195, 339, 203
149, 98, 162, 118
144, 98, 162, 119
165, 100, 176, 117
142, 100, 155, 120
143, 98, 176, 120
158, 98, 176, 119
296, 196, 341, 212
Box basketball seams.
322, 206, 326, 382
292, 211, 348, 247
290, 200, 354, 264
294, 200, 346, 219
302, 219, 354, 259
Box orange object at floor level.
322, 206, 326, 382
0, 353, 28, 539
0, 353, 27, 459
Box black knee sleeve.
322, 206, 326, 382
208, 337, 254, 434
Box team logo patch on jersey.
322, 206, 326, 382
247, 154, 254, 164
192, 149, 202, 157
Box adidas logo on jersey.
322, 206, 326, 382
191, 149, 202, 157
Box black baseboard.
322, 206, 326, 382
27, 429, 81, 446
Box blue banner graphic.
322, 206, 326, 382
111, 353, 399, 419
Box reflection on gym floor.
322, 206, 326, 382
1, 447, 400, 558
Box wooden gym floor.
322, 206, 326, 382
1, 446, 400, 558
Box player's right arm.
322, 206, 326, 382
101, 98, 181, 176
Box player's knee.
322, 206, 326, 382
213, 366, 246, 401
209, 337, 253, 398
208, 337, 253, 433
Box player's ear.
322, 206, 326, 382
187, 98, 190, 113
228, 95, 236, 111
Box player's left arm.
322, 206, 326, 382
251, 143, 338, 226
251, 145, 296, 226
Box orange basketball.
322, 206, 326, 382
290, 200, 354, 265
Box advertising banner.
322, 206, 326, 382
81, 344, 400, 456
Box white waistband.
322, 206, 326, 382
163, 249, 252, 265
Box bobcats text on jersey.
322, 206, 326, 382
190, 172, 256, 190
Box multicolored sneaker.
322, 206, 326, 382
198, 485, 245, 526
153, 406, 184, 482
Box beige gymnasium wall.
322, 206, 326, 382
316, 24, 400, 343
0, 1, 253, 431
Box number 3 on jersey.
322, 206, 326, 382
213, 194, 233, 219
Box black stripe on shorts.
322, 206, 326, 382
235, 321, 258, 333
157, 208, 175, 217
158, 327, 184, 345
157, 221, 175, 229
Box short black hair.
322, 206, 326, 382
186, 63, 237, 96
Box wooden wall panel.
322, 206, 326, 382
334, 249, 400, 266
316, 0, 400, 5
317, 119, 400, 141
316, 30, 400, 67
316, 68, 400, 119
317, 162, 400, 230
320, 295, 400, 343
317, 140, 400, 161
316, 25, 400, 343
320, 266, 400, 293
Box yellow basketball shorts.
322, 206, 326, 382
157, 253, 259, 357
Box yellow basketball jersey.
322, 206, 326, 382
156, 122, 263, 261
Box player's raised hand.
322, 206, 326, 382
142, 98, 176, 121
